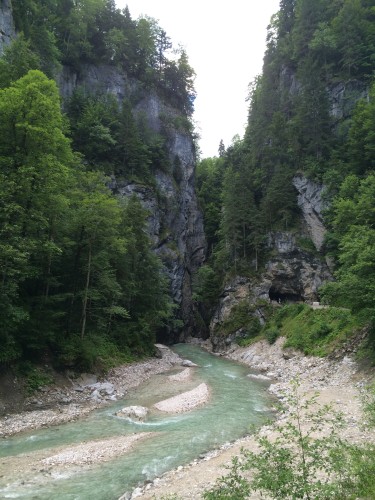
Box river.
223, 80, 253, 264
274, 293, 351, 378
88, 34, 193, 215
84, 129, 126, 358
0, 344, 274, 499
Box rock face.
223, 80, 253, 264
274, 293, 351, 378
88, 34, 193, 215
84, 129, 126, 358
278, 65, 368, 122
293, 174, 328, 251
0, 4, 206, 342
58, 65, 206, 341
328, 80, 368, 123
0, 0, 15, 54
210, 231, 332, 350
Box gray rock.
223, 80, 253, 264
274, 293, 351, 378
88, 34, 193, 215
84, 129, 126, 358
116, 406, 148, 421
181, 359, 198, 367
131, 487, 143, 498
89, 382, 115, 396
58, 65, 206, 342
74, 373, 98, 387
0, 0, 16, 55
118, 492, 132, 500
247, 373, 272, 381
210, 230, 333, 350
293, 174, 328, 251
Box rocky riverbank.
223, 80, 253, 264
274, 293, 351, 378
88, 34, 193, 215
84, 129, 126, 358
1, 337, 374, 500
129, 336, 375, 500
0, 344, 183, 437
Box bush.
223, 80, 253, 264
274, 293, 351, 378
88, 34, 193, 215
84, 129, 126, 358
215, 301, 252, 337
55, 333, 134, 372
203, 379, 362, 499
18, 362, 54, 394
204, 379, 375, 499
273, 304, 362, 356
265, 326, 279, 345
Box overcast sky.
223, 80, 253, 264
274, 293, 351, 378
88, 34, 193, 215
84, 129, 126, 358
116, 1, 280, 157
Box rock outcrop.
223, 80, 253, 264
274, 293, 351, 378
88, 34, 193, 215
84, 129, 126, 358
0, 0, 15, 54
328, 80, 369, 123
58, 66, 206, 341
210, 231, 332, 350
292, 174, 328, 251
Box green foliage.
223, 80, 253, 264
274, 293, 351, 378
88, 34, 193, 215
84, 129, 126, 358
204, 379, 372, 500
321, 173, 375, 317
0, 70, 172, 368
207, 380, 375, 500
192, 265, 221, 308
18, 362, 54, 394
265, 326, 279, 345
58, 333, 134, 372
215, 301, 261, 341
196, 156, 225, 253
0, 35, 40, 89
271, 304, 362, 356
296, 236, 319, 254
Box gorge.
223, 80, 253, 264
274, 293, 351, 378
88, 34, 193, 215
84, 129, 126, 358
0, 0, 375, 498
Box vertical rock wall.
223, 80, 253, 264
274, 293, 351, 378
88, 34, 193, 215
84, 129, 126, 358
58, 65, 206, 341
0, 0, 15, 54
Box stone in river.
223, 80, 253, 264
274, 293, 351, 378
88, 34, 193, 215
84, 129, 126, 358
116, 406, 148, 421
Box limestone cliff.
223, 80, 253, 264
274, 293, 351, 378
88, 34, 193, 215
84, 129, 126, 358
0, 0, 15, 54
59, 65, 206, 341
1, 0, 206, 341
210, 232, 332, 351
292, 174, 328, 252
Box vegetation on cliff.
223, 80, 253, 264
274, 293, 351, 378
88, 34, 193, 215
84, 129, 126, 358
0, 1, 197, 369
195, 0, 375, 350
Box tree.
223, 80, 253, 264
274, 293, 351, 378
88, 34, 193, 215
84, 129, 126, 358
65, 171, 127, 339
346, 81, 375, 175
332, 0, 375, 78
155, 28, 172, 80
0, 70, 74, 359
114, 195, 171, 354
321, 174, 375, 314
0, 35, 40, 89
218, 139, 226, 157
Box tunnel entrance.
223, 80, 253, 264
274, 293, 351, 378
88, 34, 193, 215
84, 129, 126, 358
269, 285, 303, 304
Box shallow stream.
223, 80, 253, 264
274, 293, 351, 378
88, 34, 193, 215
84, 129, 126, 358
0, 344, 274, 499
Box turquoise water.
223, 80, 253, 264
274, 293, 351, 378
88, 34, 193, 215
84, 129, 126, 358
0, 344, 274, 499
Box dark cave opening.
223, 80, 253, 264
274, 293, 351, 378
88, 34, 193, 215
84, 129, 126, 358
269, 285, 303, 304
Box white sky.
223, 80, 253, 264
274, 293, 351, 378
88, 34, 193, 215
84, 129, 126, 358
116, 1, 280, 158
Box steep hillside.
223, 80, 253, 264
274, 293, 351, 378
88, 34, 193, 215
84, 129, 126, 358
0, 0, 205, 371
196, 0, 375, 351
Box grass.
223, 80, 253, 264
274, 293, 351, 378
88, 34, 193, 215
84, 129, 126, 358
263, 303, 364, 356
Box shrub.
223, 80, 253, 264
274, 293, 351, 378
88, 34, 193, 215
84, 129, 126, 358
265, 326, 279, 345
18, 362, 54, 394
204, 379, 358, 500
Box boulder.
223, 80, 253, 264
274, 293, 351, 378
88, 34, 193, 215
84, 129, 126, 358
116, 406, 148, 421
89, 382, 115, 396
181, 359, 198, 367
